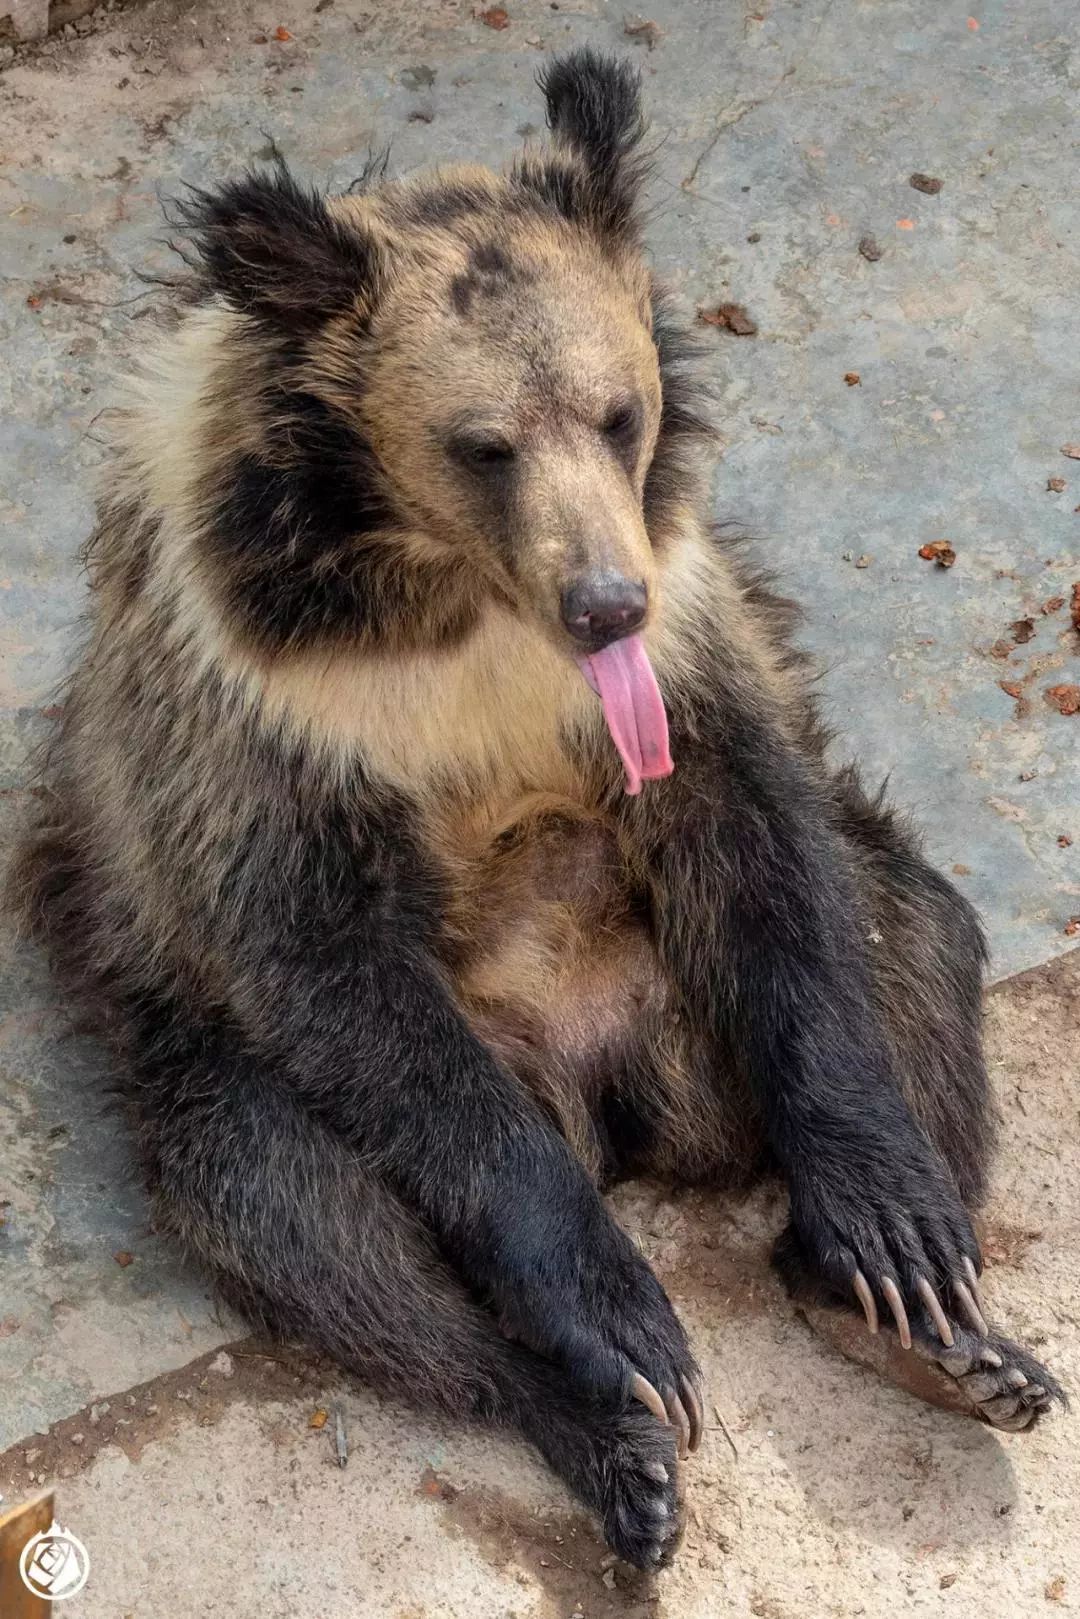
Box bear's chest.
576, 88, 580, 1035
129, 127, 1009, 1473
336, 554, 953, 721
257, 605, 603, 801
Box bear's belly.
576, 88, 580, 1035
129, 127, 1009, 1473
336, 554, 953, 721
436, 800, 671, 1101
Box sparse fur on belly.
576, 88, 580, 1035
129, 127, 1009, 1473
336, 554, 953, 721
432, 797, 667, 1165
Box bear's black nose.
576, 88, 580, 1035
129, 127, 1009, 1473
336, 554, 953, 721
560, 572, 647, 649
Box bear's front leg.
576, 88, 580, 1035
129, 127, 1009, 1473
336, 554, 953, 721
630, 699, 1046, 1386
222, 809, 705, 1457
290, 940, 706, 1453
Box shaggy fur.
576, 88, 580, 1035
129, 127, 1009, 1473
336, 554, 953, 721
12, 49, 1061, 1569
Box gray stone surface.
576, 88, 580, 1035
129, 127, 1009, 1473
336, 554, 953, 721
0, 911, 235, 1445
0, 0, 1078, 1612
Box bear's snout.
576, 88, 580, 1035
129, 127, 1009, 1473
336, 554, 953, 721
560, 570, 647, 650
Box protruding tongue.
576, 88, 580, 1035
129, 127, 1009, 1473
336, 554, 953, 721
578, 633, 674, 796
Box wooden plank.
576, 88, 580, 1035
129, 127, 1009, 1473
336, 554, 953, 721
0, 1493, 55, 1617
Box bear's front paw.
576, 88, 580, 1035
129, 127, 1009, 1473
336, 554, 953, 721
786, 1149, 987, 1353
497, 1221, 705, 1457
594, 1242, 705, 1459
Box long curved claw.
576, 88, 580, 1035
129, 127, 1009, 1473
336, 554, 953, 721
680, 1376, 704, 1453
852, 1269, 879, 1334
630, 1372, 669, 1425
880, 1276, 912, 1350
664, 1388, 691, 1459
953, 1278, 989, 1337
962, 1255, 989, 1318
916, 1275, 955, 1347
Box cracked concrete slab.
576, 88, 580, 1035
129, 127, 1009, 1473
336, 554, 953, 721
1, 0, 1078, 1613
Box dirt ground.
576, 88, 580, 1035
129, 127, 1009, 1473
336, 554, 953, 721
2, 952, 1078, 1618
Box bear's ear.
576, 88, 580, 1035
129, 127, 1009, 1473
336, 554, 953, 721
528, 49, 647, 239
171, 161, 382, 332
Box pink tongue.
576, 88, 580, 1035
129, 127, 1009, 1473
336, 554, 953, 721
579, 633, 674, 796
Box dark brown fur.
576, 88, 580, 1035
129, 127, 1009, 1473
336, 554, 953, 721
10, 50, 1061, 1571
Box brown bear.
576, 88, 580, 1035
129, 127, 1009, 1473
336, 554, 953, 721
11, 49, 1061, 1569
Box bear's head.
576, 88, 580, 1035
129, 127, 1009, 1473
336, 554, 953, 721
174, 51, 711, 787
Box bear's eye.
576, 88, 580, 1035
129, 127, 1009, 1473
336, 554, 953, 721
603, 403, 638, 438
452, 436, 516, 471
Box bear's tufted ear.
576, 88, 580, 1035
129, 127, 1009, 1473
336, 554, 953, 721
525, 49, 648, 240
171, 160, 382, 332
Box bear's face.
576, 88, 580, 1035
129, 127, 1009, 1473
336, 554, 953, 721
342, 197, 662, 656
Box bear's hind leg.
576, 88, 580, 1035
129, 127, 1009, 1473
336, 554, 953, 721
143, 1021, 684, 1568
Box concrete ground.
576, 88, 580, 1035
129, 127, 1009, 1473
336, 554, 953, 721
1, 0, 1078, 1614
